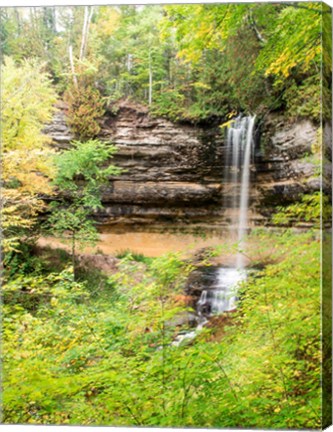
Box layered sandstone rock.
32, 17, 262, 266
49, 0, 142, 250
255, 115, 319, 219
45, 100, 319, 228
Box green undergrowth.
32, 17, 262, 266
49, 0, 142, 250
115, 249, 154, 265
3, 230, 321, 428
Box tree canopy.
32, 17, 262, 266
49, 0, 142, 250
0, 3, 324, 123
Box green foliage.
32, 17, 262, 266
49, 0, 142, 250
3, 232, 322, 428
48, 208, 99, 247
1, 56, 57, 152
160, 2, 322, 121
322, 232, 332, 426
2, 4, 324, 123
279, 75, 321, 121
52, 139, 120, 197
151, 89, 186, 121
51, 138, 119, 216
255, 4, 321, 79
47, 139, 122, 276
215, 231, 321, 429
65, 79, 106, 141
272, 192, 330, 227
115, 250, 153, 265
3, 243, 44, 280
1, 56, 57, 252
0, 8, 58, 65
1, 4, 326, 429
322, 3, 332, 123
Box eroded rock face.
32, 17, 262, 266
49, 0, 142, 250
44, 101, 74, 148
45, 101, 320, 228
102, 181, 222, 204
255, 114, 319, 220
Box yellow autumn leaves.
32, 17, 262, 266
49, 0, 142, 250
1, 57, 58, 251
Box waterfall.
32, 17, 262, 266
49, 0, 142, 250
225, 115, 256, 269
195, 115, 255, 320
173, 115, 256, 345
197, 268, 246, 317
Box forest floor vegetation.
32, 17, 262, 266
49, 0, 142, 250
3, 229, 321, 428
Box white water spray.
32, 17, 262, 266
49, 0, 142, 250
226, 115, 256, 269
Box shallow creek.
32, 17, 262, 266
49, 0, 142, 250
39, 229, 242, 260
173, 266, 247, 346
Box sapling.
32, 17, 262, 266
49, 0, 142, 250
47, 139, 122, 279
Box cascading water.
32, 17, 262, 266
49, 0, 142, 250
197, 268, 246, 316
196, 115, 256, 316
229, 116, 256, 268
224, 116, 256, 249
173, 115, 256, 345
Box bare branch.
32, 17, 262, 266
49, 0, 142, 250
248, 10, 266, 44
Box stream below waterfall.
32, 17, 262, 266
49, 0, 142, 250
172, 266, 247, 346
197, 267, 246, 315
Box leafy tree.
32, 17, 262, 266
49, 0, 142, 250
59, 6, 107, 140
1, 57, 57, 252
1, 5, 327, 429
2, 3, 325, 123
64, 74, 106, 141
255, 3, 321, 79
47, 140, 122, 278
160, 2, 322, 121
92, 6, 167, 105
0, 7, 59, 76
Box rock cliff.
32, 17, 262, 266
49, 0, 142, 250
45, 100, 319, 230
255, 114, 320, 222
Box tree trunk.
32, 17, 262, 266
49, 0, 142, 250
51, 7, 57, 33
86, 7, 94, 55
248, 10, 266, 44
79, 6, 89, 61
69, 45, 78, 89
148, 50, 153, 106
79, 6, 94, 61
14, 9, 21, 35
29, 7, 36, 31
72, 231, 76, 281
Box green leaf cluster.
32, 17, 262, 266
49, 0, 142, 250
47, 139, 122, 276
272, 192, 331, 227
1, 56, 57, 252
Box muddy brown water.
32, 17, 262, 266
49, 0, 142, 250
39, 231, 224, 256
38, 229, 246, 265
38, 225, 290, 266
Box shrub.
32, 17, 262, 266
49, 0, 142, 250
65, 79, 105, 141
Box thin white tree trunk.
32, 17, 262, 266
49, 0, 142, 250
85, 6, 94, 58
79, 7, 89, 61
80, 6, 94, 61
148, 50, 153, 105
69, 45, 78, 89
